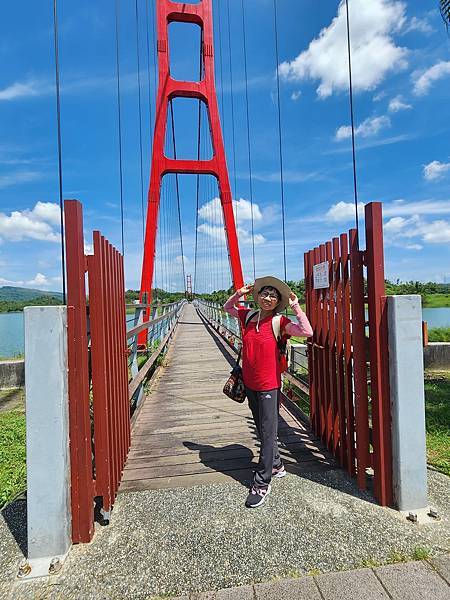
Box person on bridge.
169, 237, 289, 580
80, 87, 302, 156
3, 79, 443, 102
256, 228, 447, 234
224, 276, 313, 508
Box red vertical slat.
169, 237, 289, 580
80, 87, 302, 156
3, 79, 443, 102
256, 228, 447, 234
326, 240, 336, 453
340, 233, 355, 476
333, 237, 345, 466
118, 252, 131, 452
102, 237, 117, 496
108, 242, 120, 495
314, 246, 324, 439
114, 248, 126, 472
365, 202, 392, 507
304, 252, 316, 430
64, 200, 94, 543
349, 228, 369, 490
319, 243, 330, 447
88, 232, 112, 512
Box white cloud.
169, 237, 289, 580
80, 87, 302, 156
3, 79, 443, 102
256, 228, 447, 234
291, 91, 302, 101
335, 115, 391, 140
236, 228, 265, 246
0, 79, 46, 101
0, 273, 61, 290
403, 16, 434, 35
197, 223, 265, 246
326, 201, 365, 221
388, 95, 412, 112
423, 160, 450, 182
278, 0, 408, 98
27, 273, 49, 287
175, 254, 190, 265
404, 244, 422, 250
326, 199, 450, 222
198, 197, 262, 226
413, 61, 450, 96
0, 201, 61, 243
0, 170, 43, 189
420, 220, 450, 243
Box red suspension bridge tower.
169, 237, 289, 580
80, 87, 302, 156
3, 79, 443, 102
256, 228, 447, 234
140, 0, 244, 324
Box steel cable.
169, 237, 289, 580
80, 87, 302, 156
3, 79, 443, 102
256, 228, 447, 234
114, 0, 125, 256
345, 0, 360, 234
52, 0, 66, 304
241, 0, 256, 279
273, 0, 288, 282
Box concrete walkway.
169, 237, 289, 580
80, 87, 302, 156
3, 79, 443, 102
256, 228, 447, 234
1, 469, 449, 599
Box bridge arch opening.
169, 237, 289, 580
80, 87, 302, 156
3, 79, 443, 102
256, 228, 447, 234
168, 21, 203, 82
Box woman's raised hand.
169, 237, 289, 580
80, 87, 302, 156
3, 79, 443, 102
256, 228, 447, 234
289, 292, 298, 305
238, 283, 254, 297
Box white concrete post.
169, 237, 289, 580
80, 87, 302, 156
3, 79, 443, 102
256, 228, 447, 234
22, 306, 71, 578
387, 295, 428, 516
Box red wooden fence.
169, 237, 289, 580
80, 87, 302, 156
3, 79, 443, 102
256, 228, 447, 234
304, 202, 393, 506
65, 200, 130, 542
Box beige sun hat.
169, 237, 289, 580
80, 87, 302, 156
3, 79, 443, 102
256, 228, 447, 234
252, 276, 292, 312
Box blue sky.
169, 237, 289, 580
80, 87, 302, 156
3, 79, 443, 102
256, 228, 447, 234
0, 0, 449, 294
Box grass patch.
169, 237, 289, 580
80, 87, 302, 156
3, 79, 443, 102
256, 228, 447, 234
423, 294, 450, 308
428, 327, 450, 342
0, 409, 26, 508
412, 547, 431, 560
424, 370, 450, 476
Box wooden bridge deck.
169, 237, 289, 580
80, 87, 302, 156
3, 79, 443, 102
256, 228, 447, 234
120, 304, 335, 493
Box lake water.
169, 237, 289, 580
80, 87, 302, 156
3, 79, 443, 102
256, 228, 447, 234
1, 306, 450, 359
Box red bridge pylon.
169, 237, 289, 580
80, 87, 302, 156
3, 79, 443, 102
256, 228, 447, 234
139, 0, 244, 343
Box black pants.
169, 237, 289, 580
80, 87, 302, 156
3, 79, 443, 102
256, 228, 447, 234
246, 387, 282, 487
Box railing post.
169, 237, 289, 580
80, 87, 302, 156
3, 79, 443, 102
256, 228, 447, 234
22, 306, 72, 577
64, 200, 95, 543
365, 202, 393, 507
387, 295, 428, 516
130, 306, 145, 411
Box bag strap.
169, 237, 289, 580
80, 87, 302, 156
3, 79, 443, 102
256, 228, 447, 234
244, 309, 259, 328
235, 346, 242, 367
272, 314, 283, 341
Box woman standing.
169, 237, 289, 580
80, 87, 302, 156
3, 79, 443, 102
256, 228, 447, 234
223, 276, 313, 508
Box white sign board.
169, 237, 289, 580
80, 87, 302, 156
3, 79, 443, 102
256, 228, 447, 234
313, 261, 329, 289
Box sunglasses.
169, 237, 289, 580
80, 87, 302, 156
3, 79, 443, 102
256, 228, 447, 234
259, 291, 279, 300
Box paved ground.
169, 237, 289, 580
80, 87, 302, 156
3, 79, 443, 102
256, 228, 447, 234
1, 468, 449, 599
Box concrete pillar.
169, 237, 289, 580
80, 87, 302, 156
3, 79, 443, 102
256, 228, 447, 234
22, 306, 71, 578
387, 295, 428, 514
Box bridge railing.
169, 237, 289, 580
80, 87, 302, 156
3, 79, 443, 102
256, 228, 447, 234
126, 300, 187, 419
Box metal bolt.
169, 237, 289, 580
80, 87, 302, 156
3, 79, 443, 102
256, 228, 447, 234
49, 557, 62, 575
407, 512, 418, 523
17, 559, 31, 578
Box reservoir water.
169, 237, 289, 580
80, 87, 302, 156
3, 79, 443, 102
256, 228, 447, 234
1, 306, 450, 359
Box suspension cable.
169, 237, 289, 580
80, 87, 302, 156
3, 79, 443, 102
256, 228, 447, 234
145, 0, 154, 154
217, 1, 226, 149
135, 0, 145, 242
115, 0, 125, 256
169, 101, 186, 291
273, 0, 288, 282
52, 0, 66, 304
193, 29, 204, 296
345, 0, 359, 234
241, 0, 256, 279
226, 0, 238, 224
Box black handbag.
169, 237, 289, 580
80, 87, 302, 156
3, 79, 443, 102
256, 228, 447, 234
223, 348, 246, 403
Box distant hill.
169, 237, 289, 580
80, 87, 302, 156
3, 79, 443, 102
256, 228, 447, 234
0, 286, 63, 302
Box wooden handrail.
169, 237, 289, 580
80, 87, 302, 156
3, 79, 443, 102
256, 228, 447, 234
126, 308, 177, 340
